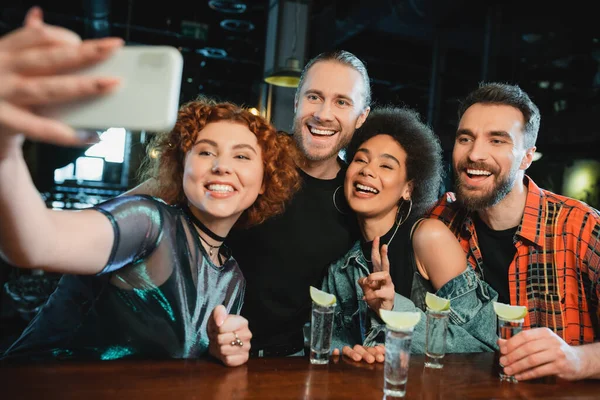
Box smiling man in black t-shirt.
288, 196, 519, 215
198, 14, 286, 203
226, 51, 371, 356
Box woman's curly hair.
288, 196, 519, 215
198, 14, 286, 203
138, 97, 301, 228
345, 106, 444, 220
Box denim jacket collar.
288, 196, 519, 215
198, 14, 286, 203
338, 241, 367, 271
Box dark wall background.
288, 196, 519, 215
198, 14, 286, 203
2, 0, 598, 198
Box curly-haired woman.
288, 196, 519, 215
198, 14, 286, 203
323, 107, 498, 362
0, 98, 301, 365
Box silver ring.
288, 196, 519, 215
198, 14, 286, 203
230, 331, 243, 347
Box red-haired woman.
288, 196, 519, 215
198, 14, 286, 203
0, 98, 300, 365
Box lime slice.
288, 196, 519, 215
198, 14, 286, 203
493, 302, 527, 320
425, 292, 451, 311
309, 286, 336, 306
380, 309, 421, 330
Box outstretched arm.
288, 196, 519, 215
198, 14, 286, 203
0, 8, 124, 274
0, 141, 115, 274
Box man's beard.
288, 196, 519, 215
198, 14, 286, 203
291, 118, 350, 162
454, 161, 520, 211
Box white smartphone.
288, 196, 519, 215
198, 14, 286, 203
37, 45, 184, 132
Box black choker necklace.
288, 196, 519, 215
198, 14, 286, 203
197, 234, 222, 257
183, 205, 228, 257
184, 205, 227, 242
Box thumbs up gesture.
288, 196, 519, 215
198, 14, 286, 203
207, 305, 252, 367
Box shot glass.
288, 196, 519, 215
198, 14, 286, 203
424, 307, 449, 369
384, 326, 414, 397
497, 317, 524, 382
309, 301, 335, 364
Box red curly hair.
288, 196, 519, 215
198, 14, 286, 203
139, 97, 301, 228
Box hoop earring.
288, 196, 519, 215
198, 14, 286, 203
332, 186, 348, 215
396, 198, 413, 227
371, 198, 413, 256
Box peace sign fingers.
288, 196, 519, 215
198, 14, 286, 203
371, 237, 390, 274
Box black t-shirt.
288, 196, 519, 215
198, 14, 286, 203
473, 214, 517, 304
227, 166, 360, 349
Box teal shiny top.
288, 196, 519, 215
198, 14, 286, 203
2, 195, 245, 361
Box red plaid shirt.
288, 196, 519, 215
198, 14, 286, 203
428, 176, 600, 345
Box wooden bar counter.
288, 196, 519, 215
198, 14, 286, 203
1, 352, 598, 399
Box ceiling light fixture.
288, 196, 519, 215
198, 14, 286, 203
264, 2, 302, 88
220, 19, 255, 33
264, 57, 302, 88
208, 0, 247, 14
196, 47, 228, 59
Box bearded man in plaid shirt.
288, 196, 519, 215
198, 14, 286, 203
428, 82, 600, 381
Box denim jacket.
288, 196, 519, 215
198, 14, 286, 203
322, 241, 499, 354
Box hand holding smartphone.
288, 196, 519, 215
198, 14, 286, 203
37, 45, 184, 132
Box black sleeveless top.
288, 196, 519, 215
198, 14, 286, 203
360, 217, 431, 299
